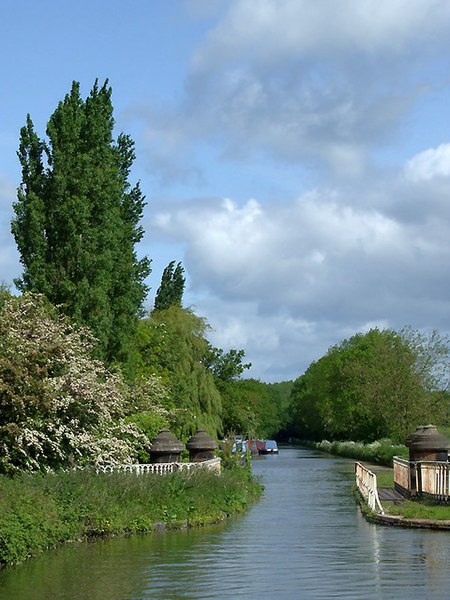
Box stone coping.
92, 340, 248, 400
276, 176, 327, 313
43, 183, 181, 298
355, 490, 450, 530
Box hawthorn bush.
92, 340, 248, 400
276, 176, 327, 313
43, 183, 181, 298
0, 292, 168, 474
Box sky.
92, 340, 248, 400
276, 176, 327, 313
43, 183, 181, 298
2, 0, 450, 383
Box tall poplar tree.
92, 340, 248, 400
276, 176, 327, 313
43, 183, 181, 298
153, 261, 185, 311
11, 80, 150, 364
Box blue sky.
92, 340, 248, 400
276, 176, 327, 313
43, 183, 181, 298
2, 0, 450, 382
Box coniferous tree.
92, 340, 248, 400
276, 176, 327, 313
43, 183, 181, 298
11, 80, 150, 364
153, 261, 185, 311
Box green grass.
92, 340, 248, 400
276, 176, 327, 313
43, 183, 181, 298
0, 465, 263, 566
373, 470, 394, 488
384, 499, 450, 521
360, 466, 450, 523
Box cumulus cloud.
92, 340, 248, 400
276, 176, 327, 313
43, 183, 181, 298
136, 0, 450, 184
191, 0, 450, 71
152, 191, 413, 316
405, 144, 450, 181
148, 148, 450, 379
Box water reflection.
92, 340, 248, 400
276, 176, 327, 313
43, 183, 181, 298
1, 447, 450, 599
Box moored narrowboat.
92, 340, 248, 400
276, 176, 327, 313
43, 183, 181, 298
257, 439, 279, 454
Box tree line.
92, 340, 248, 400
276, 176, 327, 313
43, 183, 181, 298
1, 80, 289, 475
286, 327, 450, 444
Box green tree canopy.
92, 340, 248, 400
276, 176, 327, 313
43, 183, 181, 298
219, 378, 285, 439
153, 261, 185, 311
11, 80, 150, 366
135, 305, 223, 438
288, 328, 449, 443
203, 346, 252, 382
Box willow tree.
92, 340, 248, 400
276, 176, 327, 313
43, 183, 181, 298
136, 305, 223, 438
11, 80, 150, 365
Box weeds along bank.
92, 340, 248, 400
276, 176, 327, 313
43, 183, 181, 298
0, 464, 263, 567
302, 439, 408, 466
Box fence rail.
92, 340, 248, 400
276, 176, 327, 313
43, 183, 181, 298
97, 457, 221, 475
420, 461, 450, 501
393, 456, 450, 501
355, 461, 385, 514
393, 456, 411, 491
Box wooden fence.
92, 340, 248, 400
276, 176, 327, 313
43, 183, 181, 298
393, 456, 450, 501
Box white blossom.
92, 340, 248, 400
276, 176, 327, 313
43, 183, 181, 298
0, 292, 167, 473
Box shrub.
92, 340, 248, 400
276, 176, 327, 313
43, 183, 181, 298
315, 438, 407, 466
0, 293, 168, 473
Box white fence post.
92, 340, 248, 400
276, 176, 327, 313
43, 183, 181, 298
355, 461, 385, 515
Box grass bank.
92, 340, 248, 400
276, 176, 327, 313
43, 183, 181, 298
357, 462, 450, 525
385, 498, 450, 521
0, 465, 263, 567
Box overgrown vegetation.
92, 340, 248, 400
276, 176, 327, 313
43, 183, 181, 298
313, 439, 408, 466
0, 292, 170, 474
0, 465, 263, 566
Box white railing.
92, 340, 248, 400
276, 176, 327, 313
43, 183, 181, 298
97, 457, 221, 475
355, 461, 385, 514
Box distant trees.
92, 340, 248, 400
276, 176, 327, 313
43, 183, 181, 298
219, 378, 287, 439
288, 328, 450, 443
11, 80, 150, 365
203, 346, 290, 438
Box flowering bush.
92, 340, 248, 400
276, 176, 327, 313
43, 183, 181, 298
0, 292, 168, 474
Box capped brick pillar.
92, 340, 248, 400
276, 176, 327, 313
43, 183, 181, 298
149, 429, 184, 463
406, 425, 450, 462
186, 429, 218, 462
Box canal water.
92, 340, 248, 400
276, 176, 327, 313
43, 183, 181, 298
2, 446, 450, 599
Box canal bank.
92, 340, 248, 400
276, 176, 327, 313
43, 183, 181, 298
355, 461, 450, 531
0, 461, 263, 568
355, 486, 450, 530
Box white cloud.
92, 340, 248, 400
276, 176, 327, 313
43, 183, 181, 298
136, 0, 450, 185
152, 191, 408, 309
192, 0, 450, 72
148, 145, 450, 380
405, 144, 450, 181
